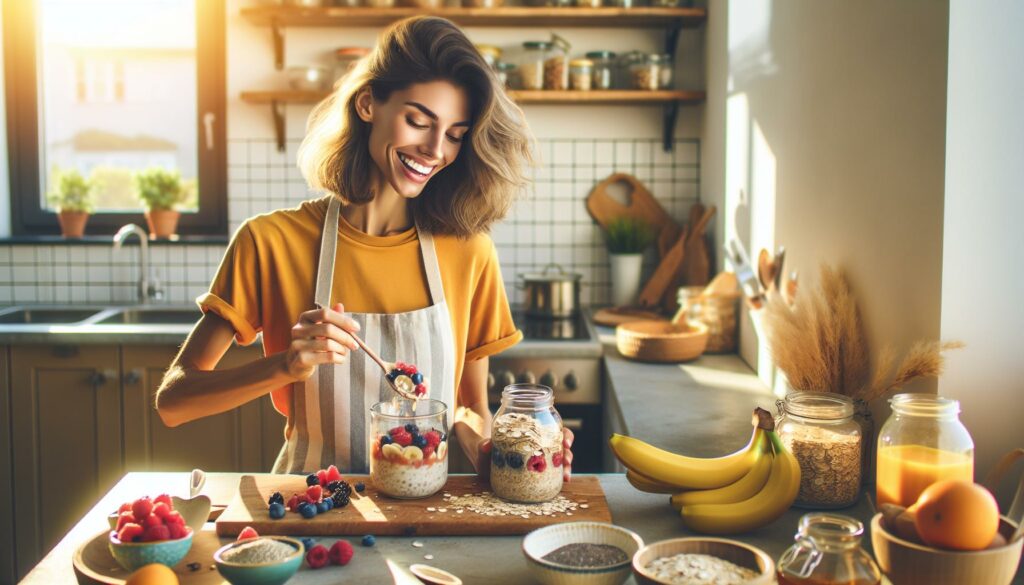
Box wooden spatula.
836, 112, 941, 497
637, 228, 688, 308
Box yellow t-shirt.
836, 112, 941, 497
197, 196, 522, 417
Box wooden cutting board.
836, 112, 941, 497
585, 173, 683, 256
216, 474, 610, 537
73, 529, 225, 585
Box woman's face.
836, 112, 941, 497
357, 80, 471, 199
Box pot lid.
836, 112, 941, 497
519, 263, 583, 282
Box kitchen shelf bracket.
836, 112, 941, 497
272, 19, 284, 70
272, 100, 286, 152
662, 102, 679, 152
665, 23, 682, 56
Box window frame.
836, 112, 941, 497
3, 0, 227, 236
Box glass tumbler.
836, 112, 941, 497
370, 399, 449, 499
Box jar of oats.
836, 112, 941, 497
490, 384, 564, 503
776, 392, 862, 509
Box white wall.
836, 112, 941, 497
940, 0, 1024, 505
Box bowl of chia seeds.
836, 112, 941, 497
522, 522, 643, 585
214, 536, 303, 585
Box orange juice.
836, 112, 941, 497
876, 444, 973, 507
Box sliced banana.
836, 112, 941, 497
403, 445, 424, 462
394, 375, 414, 395
436, 441, 448, 460
382, 443, 404, 460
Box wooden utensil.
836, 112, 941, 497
637, 229, 687, 309
216, 475, 611, 537
592, 306, 666, 327
662, 204, 716, 311
585, 173, 682, 256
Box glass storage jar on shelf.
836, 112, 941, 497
495, 62, 516, 89
585, 51, 616, 89
569, 59, 594, 91
776, 392, 863, 508
776, 513, 882, 585
629, 53, 666, 91
476, 44, 502, 69
574, 0, 602, 7
657, 53, 673, 88
519, 41, 550, 90
370, 399, 449, 499
876, 393, 974, 508
490, 384, 565, 503
334, 47, 371, 83
543, 34, 571, 90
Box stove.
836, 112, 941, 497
487, 309, 605, 472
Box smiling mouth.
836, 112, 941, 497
397, 152, 436, 177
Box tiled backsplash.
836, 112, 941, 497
0, 137, 700, 307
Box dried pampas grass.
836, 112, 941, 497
861, 340, 965, 402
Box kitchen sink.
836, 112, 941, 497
95, 308, 199, 325
0, 307, 99, 324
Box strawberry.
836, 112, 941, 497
153, 494, 173, 508
131, 497, 153, 520
422, 444, 435, 459
306, 544, 330, 569
316, 469, 329, 487
164, 511, 185, 526
115, 511, 136, 531
151, 502, 172, 519
118, 502, 133, 514
167, 522, 189, 540
392, 430, 413, 447
329, 540, 354, 566
143, 524, 170, 542
117, 523, 144, 543
424, 430, 441, 448
306, 485, 323, 503
326, 465, 342, 483
143, 514, 164, 529
237, 526, 259, 541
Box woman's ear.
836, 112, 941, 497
355, 87, 374, 123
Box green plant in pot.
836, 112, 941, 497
605, 216, 654, 307
47, 168, 94, 238
135, 167, 188, 239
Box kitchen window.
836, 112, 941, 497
3, 0, 226, 236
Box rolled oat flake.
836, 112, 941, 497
541, 543, 628, 567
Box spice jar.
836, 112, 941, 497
776, 392, 862, 508
369, 399, 449, 499
334, 47, 371, 83
585, 51, 616, 90
629, 53, 663, 91
876, 393, 974, 508
495, 61, 516, 89
476, 44, 502, 69
569, 59, 594, 91
490, 384, 564, 503
776, 513, 882, 585
519, 41, 550, 90
543, 34, 571, 90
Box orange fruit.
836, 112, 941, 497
125, 563, 179, 585
914, 479, 999, 551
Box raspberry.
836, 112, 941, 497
326, 465, 342, 483
115, 511, 136, 531
388, 426, 405, 436
131, 497, 153, 520
153, 494, 173, 508
117, 523, 144, 543
118, 502, 133, 514
317, 469, 329, 487
392, 430, 412, 447
168, 522, 189, 540
424, 430, 441, 448
164, 511, 185, 526
552, 451, 564, 468
329, 540, 354, 566
394, 361, 407, 371
152, 502, 172, 519
306, 485, 323, 503
306, 544, 330, 569
286, 494, 301, 512
143, 514, 164, 529
414, 384, 427, 397
401, 364, 417, 376
237, 526, 259, 541
422, 444, 435, 459
527, 454, 547, 473
142, 524, 170, 542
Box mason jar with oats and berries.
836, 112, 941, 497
489, 384, 564, 503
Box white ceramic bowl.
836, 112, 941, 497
522, 522, 644, 585
632, 537, 774, 585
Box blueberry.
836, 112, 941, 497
268, 502, 286, 519
413, 435, 428, 448
386, 370, 397, 381
306, 473, 319, 486
361, 534, 376, 547
268, 491, 284, 506
298, 502, 317, 519
405, 423, 419, 434
355, 482, 365, 493
411, 372, 424, 384
491, 448, 505, 468
316, 500, 331, 514
506, 452, 524, 469
301, 537, 316, 550
380, 435, 393, 446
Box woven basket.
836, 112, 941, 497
616, 320, 709, 363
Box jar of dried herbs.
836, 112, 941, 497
776, 392, 862, 508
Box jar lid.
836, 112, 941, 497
569, 58, 594, 67
523, 41, 553, 50
782, 391, 854, 420
496, 61, 517, 71
647, 53, 667, 63
585, 50, 617, 59
335, 47, 371, 58
550, 33, 572, 52
476, 44, 502, 58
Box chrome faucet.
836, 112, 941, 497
113, 224, 163, 303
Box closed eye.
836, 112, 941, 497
406, 115, 428, 129
446, 134, 463, 144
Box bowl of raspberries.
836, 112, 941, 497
108, 494, 193, 571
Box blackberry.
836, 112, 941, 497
326, 480, 343, 493
306, 473, 320, 486
332, 491, 350, 508
404, 423, 419, 434
354, 482, 365, 493
506, 452, 524, 469
268, 491, 284, 506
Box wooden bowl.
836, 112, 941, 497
632, 537, 774, 585
615, 320, 708, 363
871, 513, 1023, 585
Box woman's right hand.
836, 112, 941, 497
285, 302, 361, 381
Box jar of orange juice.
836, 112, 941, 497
876, 393, 974, 508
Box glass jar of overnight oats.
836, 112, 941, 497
370, 399, 449, 499
490, 384, 564, 503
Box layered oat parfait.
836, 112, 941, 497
490, 385, 564, 503
370, 399, 449, 499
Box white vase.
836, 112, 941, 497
609, 253, 644, 307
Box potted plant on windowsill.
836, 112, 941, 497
605, 216, 654, 307
135, 167, 188, 239
48, 168, 94, 239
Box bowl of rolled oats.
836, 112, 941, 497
632, 538, 774, 585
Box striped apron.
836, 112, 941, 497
271, 196, 457, 474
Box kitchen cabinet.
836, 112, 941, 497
0, 346, 13, 585
10, 344, 121, 582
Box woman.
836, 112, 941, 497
155, 16, 573, 478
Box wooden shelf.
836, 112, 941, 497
240, 5, 707, 29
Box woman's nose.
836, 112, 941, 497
418, 130, 444, 161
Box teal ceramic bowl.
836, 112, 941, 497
107, 529, 193, 572
214, 536, 304, 585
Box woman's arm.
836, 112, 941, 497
452, 357, 492, 473
156, 305, 360, 427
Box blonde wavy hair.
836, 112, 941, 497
297, 16, 533, 237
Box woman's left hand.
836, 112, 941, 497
476, 427, 574, 482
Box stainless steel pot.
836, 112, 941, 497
519, 263, 582, 318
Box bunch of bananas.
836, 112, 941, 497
610, 408, 800, 535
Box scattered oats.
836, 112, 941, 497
441, 491, 584, 518
443, 493, 451, 497
456, 509, 464, 514
580, 504, 589, 509
426, 507, 437, 512
438, 508, 447, 513
412, 541, 424, 548
567, 512, 573, 516
521, 514, 531, 519
424, 554, 434, 560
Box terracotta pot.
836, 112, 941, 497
57, 210, 89, 238
144, 209, 180, 239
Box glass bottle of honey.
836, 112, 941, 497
777, 513, 881, 585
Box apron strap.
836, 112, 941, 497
414, 220, 445, 306
314, 196, 342, 308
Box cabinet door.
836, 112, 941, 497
122, 344, 264, 473
10, 344, 121, 581
0, 346, 14, 585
